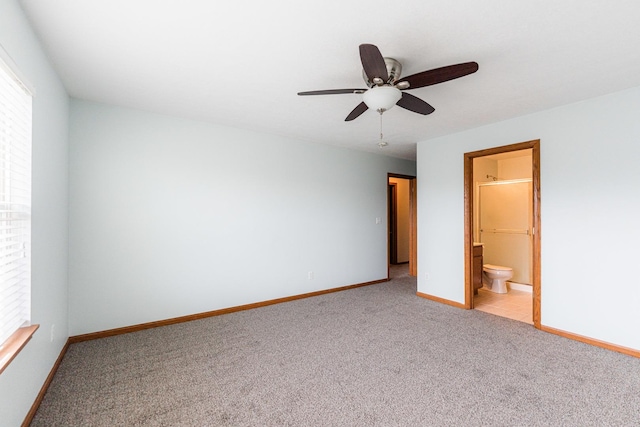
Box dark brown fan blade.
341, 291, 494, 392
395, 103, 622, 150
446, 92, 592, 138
298, 89, 367, 96
359, 44, 388, 82
345, 102, 368, 121
396, 92, 435, 115
396, 92, 436, 116
401, 62, 478, 89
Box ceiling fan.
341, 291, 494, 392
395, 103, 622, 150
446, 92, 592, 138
298, 44, 479, 121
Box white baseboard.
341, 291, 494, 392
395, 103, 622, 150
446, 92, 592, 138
508, 282, 532, 293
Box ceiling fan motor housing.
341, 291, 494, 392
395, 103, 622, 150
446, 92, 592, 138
362, 57, 402, 86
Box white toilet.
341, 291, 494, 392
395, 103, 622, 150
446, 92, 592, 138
482, 264, 513, 294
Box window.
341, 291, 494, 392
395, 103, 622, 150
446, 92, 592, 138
0, 50, 34, 372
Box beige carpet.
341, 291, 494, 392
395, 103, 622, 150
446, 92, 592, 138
32, 265, 640, 426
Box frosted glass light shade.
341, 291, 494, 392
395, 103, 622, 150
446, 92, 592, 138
363, 86, 402, 112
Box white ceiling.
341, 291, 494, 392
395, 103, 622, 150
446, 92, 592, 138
19, 0, 640, 160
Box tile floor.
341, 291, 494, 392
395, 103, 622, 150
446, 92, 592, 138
473, 285, 533, 324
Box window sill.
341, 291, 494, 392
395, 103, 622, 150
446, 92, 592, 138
0, 325, 39, 375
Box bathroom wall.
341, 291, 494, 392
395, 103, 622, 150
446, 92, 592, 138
498, 154, 532, 180
474, 151, 532, 182
473, 157, 498, 184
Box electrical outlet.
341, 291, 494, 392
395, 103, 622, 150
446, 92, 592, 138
308, 271, 314, 280
50, 324, 55, 342
424, 273, 430, 281
375, 217, 381, 224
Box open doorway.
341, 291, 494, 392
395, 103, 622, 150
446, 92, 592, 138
388, 174, 417, 278
464, 140, 541, 328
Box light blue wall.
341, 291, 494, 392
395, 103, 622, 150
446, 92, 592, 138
68, 100, 416, 335
0, 1, 70, 425
417, 86, 640, 351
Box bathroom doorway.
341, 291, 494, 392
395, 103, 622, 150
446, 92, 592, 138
388, 174, 417, 278
463, 140, 541, 328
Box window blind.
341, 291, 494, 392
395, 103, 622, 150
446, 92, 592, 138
0, 56, 32, 347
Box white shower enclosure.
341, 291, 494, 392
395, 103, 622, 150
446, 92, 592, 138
477, 179, 533, 285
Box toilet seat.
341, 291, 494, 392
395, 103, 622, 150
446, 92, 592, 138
483, 264, 512, 272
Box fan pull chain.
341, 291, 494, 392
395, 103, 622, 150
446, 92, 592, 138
378, 111, 388, 148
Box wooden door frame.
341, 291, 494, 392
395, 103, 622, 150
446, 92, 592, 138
463, 140, 541, 328
388, 173, 417, 277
